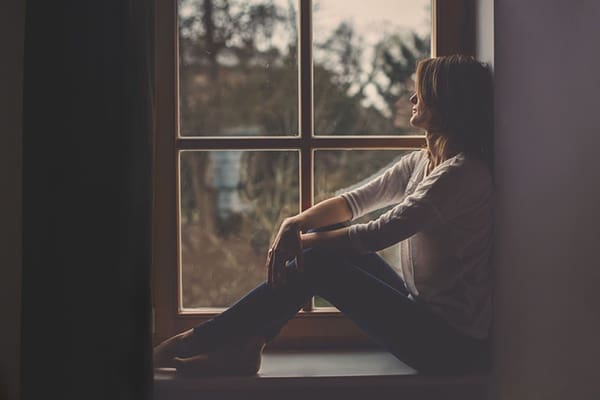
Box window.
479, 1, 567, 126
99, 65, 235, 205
153, 0, 474, 346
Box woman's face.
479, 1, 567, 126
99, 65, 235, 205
408, 92, 435, 131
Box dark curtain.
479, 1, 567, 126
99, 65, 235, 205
22, 0, 155, 398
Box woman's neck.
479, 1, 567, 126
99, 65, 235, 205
425, 132, 461, 174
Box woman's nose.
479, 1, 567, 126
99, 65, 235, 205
409, 93, 417, 105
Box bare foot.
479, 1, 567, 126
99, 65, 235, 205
173, 336, 266, 376
153, 328, 196, 368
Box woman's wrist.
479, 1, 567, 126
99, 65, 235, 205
300, 227, 352, 251
288, 215, 307, 232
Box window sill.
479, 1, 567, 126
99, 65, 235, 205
154, 348, 490, 400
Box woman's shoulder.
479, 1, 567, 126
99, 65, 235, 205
399, 149, 428, 170
412, 148, 428, 162
424, 153, 493, 199
383, 149, 427, 178
419, 153, 493, 217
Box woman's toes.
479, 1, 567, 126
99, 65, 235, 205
173, 354, 212, 373
153, 329, 195, 368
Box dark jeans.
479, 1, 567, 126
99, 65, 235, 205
189, 225, 491, 375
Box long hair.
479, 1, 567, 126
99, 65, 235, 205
416, 55, 494, 171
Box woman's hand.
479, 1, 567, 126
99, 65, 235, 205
265, 197, 352, 288
266, 217, 303, 288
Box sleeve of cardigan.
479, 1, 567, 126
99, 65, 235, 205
346, 161, 463, 254
339, 150, 422, 220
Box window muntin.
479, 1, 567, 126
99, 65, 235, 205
176, 0, 430, 311
177, 0, 431, 312
155, 0, 474, 345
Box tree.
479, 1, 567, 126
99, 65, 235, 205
178, 0, 300, 307
176, 0, 431, 307
373, 32, 430, 131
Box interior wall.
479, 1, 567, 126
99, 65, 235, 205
0, 0, 24, 398
486, 1, 600, 399
475, 0, 494, 67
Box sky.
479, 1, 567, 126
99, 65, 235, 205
310, 0, 431, 112
179, 0, 431, 113
180, 0, 431, 49
313, 0, 430, 39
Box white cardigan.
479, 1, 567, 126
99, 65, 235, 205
340, 149, 494, 339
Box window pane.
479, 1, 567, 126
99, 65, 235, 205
178, 0, 298, 136
313, 149, 413, 307
313, 0, 431, 135
180, 150, 299, 309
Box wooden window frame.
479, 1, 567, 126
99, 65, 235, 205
153, 0, 475, 348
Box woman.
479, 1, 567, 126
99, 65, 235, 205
154, 54, 494, 375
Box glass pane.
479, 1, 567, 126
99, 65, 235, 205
313, 149, 412, 308
178, 0, 298, 136
313, 0, 432, 135
180, 150, 299, 308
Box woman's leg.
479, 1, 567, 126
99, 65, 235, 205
296, 248, 490, 374
176, 246, 487, 374
172, 247, 406, 357
179, 274, 313, 356
258, 250, 411, 342
153, 269, 314, 372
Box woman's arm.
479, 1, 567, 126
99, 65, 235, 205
266, 196, 353, 287
300, 225, 355, 251
339, 151, 422, 220
290, 196, 353, 232
290, 150, 422, 233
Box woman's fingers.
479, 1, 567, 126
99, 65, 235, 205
266, 247, 284, 288
173, 354, 210, 367
266, 252, 270, 286
267, 220, 304, 288
266, 248, 274, 287
266, 248, 291, 289
272, 249, 286, 288
294, 228, 303, 272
